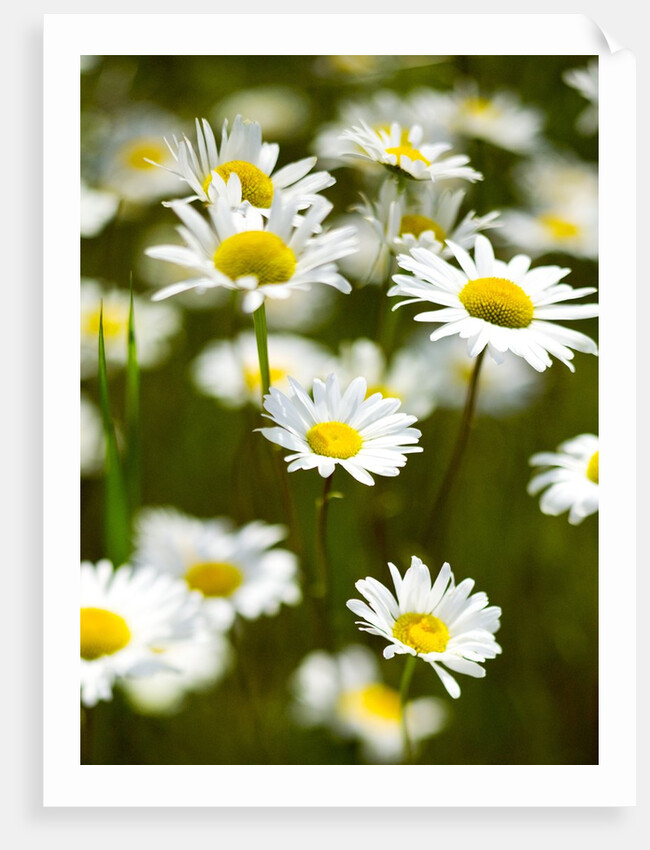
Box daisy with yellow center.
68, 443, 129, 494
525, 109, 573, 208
145, 194, 357, 313
259, 373, 423, 486
347, 557, 502, 699
153, 115, 334, 211
88, 105, 184, 204
291, 645, 447, 763
411, 84, 543, 153
499, 205, 597, 260
132, 508, 301, 632
389, 234, 598, 372
192, 331, 331, 410
80, 279, 181, 379
80, 560, 204, 707
340, 120, 482, 183
528, 433, 599, 525
358, 178, 500, 269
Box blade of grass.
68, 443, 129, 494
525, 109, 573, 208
124, 279, 141, 514
98, 304, 131, 567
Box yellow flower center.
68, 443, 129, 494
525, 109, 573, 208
122, 139, 168, 170
339, 683, 402, 723
80, 607, 131, 661
385, 144, 430, 167
306, 421, 363, 459
393, 612, 450, 654
461, 96, 498, 117
83, 306, 128, 340
213, 231, 297, 285
184, 561, 244, 597
586, 451, 599, 484
538, 213, 581, 240
203, 160, 274, 208
459, 276, 534, 329
399, 214, 446, 241
244, 365, 288, 394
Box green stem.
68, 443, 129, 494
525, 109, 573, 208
312, 474, 336, 650
400, 654, 417, 764
252, 303, 271, 405
425, 348, 486, 549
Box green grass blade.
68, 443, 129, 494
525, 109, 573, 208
124, 280, 141, 514
97, 304, 131, 567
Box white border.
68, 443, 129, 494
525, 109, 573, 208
43, 14, 635, 807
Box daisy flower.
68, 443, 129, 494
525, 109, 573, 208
132, 508, 301, 632
191, 331, 331, 410
389, 234, 598, 372
120, 632, 232, 717
80, 181, 119, 238
498, 203, 597, 261
156, 115, 334, 211
331, 337, 438, 421
347, 556, 502, 699
145, 194, 357, 313
291, 645, 447, 763
528, 433, 599, 525
422, 335, 542, 416
211, 86, 312, 142
80, 560, 204, 708
259, 373, 423, 486
358, 178, 499, 266
80, 279, 182, 379
83, 105, 185, 205
340, 121, 482, 183
513, 153, 598, 211
412, 83, 544, 153
563, 60, 598, 135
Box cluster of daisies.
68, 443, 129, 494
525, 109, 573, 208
80, 62, 599, 761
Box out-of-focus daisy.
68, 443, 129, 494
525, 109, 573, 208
422, 334, 542, 416
80, 393, 104, 477
145, 195, 356, 313
133, 508, 301, 632
80, 181, 120, 238
312, 90, 424, 167
80, 560, 204, 708
80, 279, 182, 379
390, 234, 598, 372
563, 60, 598, 135
513, 153, 598, 211
291, 645, 447, 763
192, 331, 331, 409
528, 433, 599, 525
211, 87, 312, 142
347, 556, 502, 699
84, 106, 184, 205
359, 178, 500, 267
156, 115, 334, 210
413, 83, 544, 153
120, 632, 232, 716
340, 121, 482, 184
259, 373, 423, 486
331, 337, 438, 421
499, 203, 597, 260
332, 212, 386, 287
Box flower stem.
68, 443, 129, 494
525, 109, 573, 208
312, 473, 336, 650
252, 303, 271, 405
425, 348, 486, 549
400, 654, 417, 764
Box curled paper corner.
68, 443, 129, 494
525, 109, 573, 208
585, 16, 626, 55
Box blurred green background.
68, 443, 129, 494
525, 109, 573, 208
81, 54, 598, 765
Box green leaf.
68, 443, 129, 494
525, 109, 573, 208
97, 303, 132, 567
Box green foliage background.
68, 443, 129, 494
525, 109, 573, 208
81, 54, 598, 765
